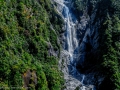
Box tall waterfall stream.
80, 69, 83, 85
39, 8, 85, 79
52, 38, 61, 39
53, 0, 96, 90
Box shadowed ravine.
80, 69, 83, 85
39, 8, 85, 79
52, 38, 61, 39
53, 0, 96, 90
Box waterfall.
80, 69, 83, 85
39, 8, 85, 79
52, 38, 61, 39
53, 0, 96, 90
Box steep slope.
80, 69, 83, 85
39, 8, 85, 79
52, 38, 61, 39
73, 0, 120, 90
53, 0, 120, 90
53, 0, 94, 90
52, 0, 95, 90
0, 0, 64, 90
0, 0, 120, 90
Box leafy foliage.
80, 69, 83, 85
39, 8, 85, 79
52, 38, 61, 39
0, 0, 63, 90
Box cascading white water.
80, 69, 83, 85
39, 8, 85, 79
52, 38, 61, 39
64, 5, 78, 64
53, 0, 95, 90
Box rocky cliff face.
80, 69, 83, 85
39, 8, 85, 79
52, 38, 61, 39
52, 0, 107, 90
50, 0, 120, 89
76, 0, 100, 71
75, 1, 104, 87
51, 0, 104, 90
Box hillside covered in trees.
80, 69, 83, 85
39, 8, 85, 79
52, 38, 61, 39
0, 0, 120, 90
0, 0, 64, 90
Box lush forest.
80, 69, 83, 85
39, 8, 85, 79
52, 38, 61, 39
97, 0, 120, 89
74, 0, 120, 90
0, 0, 120, 90
0, 0, 64, 90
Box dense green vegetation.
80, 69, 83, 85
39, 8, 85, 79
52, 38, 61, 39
98, 0, 120, 89
1, 0, 120, 90
0, 0, 64, 90
74, 0, 120, 90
